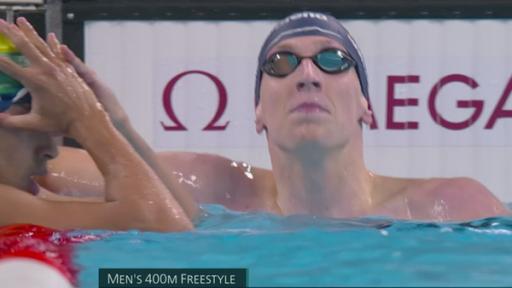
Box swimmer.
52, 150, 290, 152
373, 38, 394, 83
41, 12, 510, 221
0, 18, 192, 231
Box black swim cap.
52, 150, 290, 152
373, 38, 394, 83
255, 11, 369, 106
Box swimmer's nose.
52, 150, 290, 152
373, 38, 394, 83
43, 137, 59, 160
296, 59, 321, 92
44, 148, 58, 160
50, 139, 59, 159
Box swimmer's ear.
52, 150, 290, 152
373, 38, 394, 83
255, 104, 266, 134
360, 96, 373, 126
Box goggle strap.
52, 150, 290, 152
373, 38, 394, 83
12, 87, 28, 103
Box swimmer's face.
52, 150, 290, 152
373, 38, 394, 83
256, 35, 372, 150
0, 103, 58, 187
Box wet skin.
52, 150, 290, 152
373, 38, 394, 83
38, 35, 511, 222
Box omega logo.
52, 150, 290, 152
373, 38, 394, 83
370, 74, 512, 130
160, 70, 229, 131
160, 71, 512, 132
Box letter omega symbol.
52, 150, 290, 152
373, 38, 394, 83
161, 70, 229, 131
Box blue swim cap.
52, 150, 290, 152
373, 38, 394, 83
0, 98, 11, 112
255, 11, 369, 106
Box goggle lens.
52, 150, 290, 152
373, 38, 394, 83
262, 49, 354, 77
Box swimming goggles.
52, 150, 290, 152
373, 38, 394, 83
0, 88, 30, 112
261, 48, 355, 77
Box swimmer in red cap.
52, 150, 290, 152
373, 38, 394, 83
0, 17, 193, 231
42, 12, 510, 221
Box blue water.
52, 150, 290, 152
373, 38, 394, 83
76, 204, 512, 287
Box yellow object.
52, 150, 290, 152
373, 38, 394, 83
0, 32, 25, 107
0, 33, 17, 53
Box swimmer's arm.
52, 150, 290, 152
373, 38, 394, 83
45, 149, 269, 210
37, 189, 103, 203
0, 17, 190, 231
60, 46, 199, 220
0, 121, 193, 231
67, 113, 193, 231
115, 121, 200, 220
38, 146, 104, 198
0, 184, 134, 230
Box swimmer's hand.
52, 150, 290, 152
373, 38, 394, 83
54, 38, 200, 220
57, 44, 129, 129
0, 18, 107, 135
57, 43, 201, 219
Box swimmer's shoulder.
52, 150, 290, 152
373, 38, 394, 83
375, 175, 510, 221
53, 147, 278, 211
417, 177, 509, 220
158, 151, 277, 212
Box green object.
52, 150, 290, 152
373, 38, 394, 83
0, 33, 27, 104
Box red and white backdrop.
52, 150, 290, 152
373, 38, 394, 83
85, 20, 512, 202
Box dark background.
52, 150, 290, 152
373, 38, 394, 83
10, 0, 510, 63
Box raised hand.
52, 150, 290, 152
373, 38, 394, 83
52, 40, 129, 129
0, 17, 107, 136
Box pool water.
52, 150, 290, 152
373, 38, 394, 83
77, 204, 512, 287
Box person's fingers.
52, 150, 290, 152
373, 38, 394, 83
47, 33, 77, 74
60, 44, 95, 83
47, 33, 63, 60
60, 44, 76, 62
0, 56, 26, 82
60, 45, 86, 72
16, 17, 58, 63
0, 19, 48, 67
0, 113, 42, 131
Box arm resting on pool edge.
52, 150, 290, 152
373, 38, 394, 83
59, 45, 200, 221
